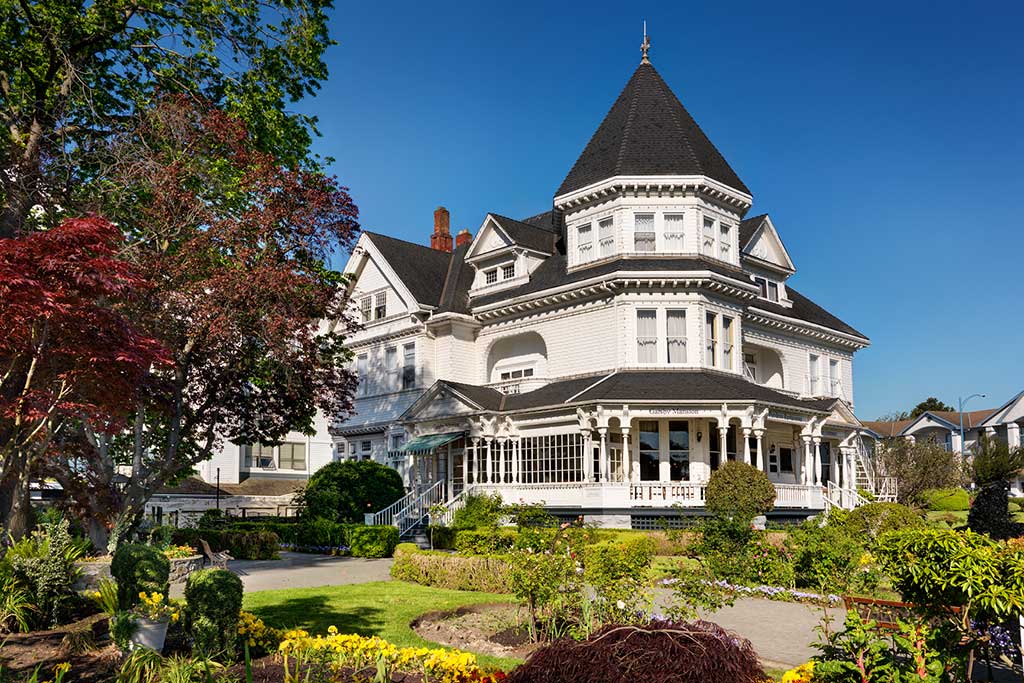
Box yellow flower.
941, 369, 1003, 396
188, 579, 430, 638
138, 591, 147, 600
782, 662, 815, 683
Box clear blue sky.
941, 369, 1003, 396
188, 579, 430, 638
297, 0, 1023, 421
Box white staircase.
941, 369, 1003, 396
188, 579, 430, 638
365, 480, 446, 538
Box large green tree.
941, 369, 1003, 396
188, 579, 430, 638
0, 0, 333, 236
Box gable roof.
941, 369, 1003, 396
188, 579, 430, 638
740, 214, 768, 250
861, 408, 997, 438
417, 370, 836, 416
556, 62, 749, 197
363, 232, 453, 306
437, 242, 474, 314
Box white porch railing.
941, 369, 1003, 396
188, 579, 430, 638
365, 480, 445, 537
875, 476, 898, 503
434, 485, 477, 527
825, 480, 868, 512
630, 482, 706, 504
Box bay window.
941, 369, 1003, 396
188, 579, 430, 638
636, 310, 658, 364
722, 316, 734, 370
702, 216, 716, 255
705, 312, 718, 367
634, 214, 656, 252
719, 222, 732, 260
666, 310, 687, 364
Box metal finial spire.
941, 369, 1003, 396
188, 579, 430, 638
640, 20, 651, 64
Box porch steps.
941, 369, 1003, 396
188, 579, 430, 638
402, 520, 431, 549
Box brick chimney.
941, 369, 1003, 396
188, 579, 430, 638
455, 229, 472, 248
431, 206, 452, 252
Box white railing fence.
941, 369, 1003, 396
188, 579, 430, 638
876, 476, 898, 503
434, 485, 477, 527
825, 480, 868, 512
630, 482, 706, 504
856, 437, 876, 493
365, 480, 445, 537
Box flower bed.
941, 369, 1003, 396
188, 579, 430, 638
658, 577, 842, 607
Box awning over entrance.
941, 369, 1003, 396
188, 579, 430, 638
401, 432, 465, 453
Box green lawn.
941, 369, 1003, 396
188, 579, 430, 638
243, 581, 518, 670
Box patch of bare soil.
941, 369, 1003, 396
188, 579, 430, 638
0, 613, 121, 682
411, 603, 537, 660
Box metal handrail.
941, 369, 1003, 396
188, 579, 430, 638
396, 480, 445, 536
434, 485, 477, 527
366, 488, 417, 527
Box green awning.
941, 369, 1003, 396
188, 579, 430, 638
401, 432, 465, 453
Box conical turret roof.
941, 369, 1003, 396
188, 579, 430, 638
557, 62, 749, 197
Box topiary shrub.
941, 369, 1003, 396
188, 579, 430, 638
705, 462, 776, 521
843, 502, 924, 541
506, 620, 765, 683
111, 543, 170, 611
297, 460, 405, 523
347, 525, 399, 558
921, 488, 970, 512
184, 568, 244, 660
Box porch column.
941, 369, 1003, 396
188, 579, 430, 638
582, 430, 594, 481
598, 427, 609, 483
470, 438, 479, 485
813, 438, 822, 486
801, 436, 812, 485
754, 429, 765, 471
1008, 423, 1021, 449
951, 431, 964, 454
498, 438, 507, 484
512, 437, 520, 484
622, 426, 633, 483
484, 438, 493, 484
719, 424, 729, 465
742, 427, 752, 465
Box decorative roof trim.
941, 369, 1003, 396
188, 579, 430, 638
554, 175, 752, 211
473, 271, 758, 321
745, 307, 870, 349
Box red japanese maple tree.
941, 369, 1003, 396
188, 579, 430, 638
0, 217, 167, 539
42, 98, 362, 548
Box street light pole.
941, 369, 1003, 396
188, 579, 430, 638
958, 393, 986, 456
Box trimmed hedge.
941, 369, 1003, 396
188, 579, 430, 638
453, 528, 518, 555
173, 528, 280, 560
922, 488, 970, 512
348, 525, 400, 558
390, 543, 512, 592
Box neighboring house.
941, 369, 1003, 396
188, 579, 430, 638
335, 47, 876, 528
862, 391, 1024, 496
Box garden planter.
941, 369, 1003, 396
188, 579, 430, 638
131, 617, 169, 653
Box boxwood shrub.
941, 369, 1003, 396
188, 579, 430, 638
453, 528, 517, 555
111, 543, 170, 610
390, 543, 511, 592
922, 488, 970, 512
184, 568, 244, 660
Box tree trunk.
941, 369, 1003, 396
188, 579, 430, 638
0, 466, 33, 540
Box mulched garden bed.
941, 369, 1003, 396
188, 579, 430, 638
411, 603, 537, 660
0, 613, 120, 682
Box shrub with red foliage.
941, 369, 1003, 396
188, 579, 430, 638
506, 620, 766, 683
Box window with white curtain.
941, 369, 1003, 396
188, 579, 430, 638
809, 354, 821, 395
666, 310, 687, 364
374, 291, 387, 319
385, 346, 398, 390
719, 223, 732, 260
722, 316, 734, 370
664, 214, 685, 251
598, 217, 614, 257
634, 214, 655, 252
829, 359, 840, 397
705, 312, 718, 368
636, 310, 658, 363
702, 217, 716, 255
577, 223, 593, 262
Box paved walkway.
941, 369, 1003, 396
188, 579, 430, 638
170, 552, 394, 597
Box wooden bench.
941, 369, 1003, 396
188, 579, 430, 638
200, 539, 233, 570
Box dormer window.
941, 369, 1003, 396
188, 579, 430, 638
634, 213, 655, 252
598, 217, 614, 257
664, 214, 685, 251
502, 263, 515, 280
754, 277, 780, 303
577, 223, 593, 262
485, 268, 498, 285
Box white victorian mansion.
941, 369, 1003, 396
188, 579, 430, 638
332, 42, 883, 530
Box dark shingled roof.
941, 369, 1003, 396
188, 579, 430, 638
489, 214, 558, 254
751, 287, 868, 340
437, 242, 474, 315
557, 63, 749, 197
364, 232, 452, 306
520, 211, 559, 233
436, 370, 836, 414
472, 254, 748, 308
158, 477, 305, 497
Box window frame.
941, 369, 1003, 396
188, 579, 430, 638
598, 217, 615, 257
577, 223, 594, 263
278, 442, 307, 470
501, 262, 516, 280
663, 213, 685, 251
636, 309, 658, 364
484, 268, 498, 285
633, 213, 656, 253
402, 342, 416, 390
809, 354, 821, 395
666, 309, 687, 364
705, 312, 719, 368
374, 291, 387, 320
